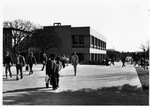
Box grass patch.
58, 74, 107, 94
135, 67, 149, 95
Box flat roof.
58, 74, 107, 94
44, 25, 106, 42
44, 25, 71, 28
90, 27, 106, 42
72, 26, 106, 42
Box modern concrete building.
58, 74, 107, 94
44, 23, 106, 62
3, 23, 106, 63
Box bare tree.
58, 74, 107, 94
3, 19, 42, 31
3, 19, 42, 54
140, 40, 149, 52
3, 19, 42, 63
139, 40, 149, 69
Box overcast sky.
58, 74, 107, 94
2, 0, 150, 52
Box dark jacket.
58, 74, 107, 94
46, 59, 56, 76
28, 56, 36, 65
43, 56, 47, 65
16, 55, 26, 66
3, 56, 13, 65
122, 58, 126, 62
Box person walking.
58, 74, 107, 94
134, 53, 139, 67
16, 51, 26, 80
66, 55, 70, 66
41, 53, 47, 71
105, 57, 109, 66
46, 53, 57, 90
110, 58, 115, 66
145, 58, 149, 70
28, 52, 37, 75
54, 56, 62, 88
71, 52, 79, 76
140, 57, 145, 68
134, 60, 139, 67
3, 51, 13, 79
131, 58, 133, 65
121, 57, 126, 67
61, 54, 66, 68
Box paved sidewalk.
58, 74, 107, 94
3, 62, 149, 105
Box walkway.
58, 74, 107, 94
3, 62, 149, 105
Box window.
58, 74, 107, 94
79, 36, 84, 44
91, 36, 94, 48
103, 42, 106, 50
72, 35, 84, 48
97, 39, 100, 49
73, 35, 78, 44
100, 40, 102, 50
95, 38, 97, 48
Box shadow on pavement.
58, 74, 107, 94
3, 87, 47, 93
3, 74, 31, 81
3, 74, 31, 77
60, 75, 74, 77
3, 78, 17, 81
38, 75, 74, 79
3, 84, 149, 105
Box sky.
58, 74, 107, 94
2, 0, 150, 52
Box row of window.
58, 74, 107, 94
3, 32, 13, 47
75, 53, 106, 62
72, 35, 106, 50
91, 53, 106, 61
72, 35, 84, 48
91, 36, 106, 50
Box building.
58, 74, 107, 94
3, 28, 13, 61
44, 23, 106, 62
3, 23, 106, 63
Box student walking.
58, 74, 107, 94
134, 53, 139, 67
54, 56, 62, 88
140, 57, 145, 68
61, 54, 66, 68
41, 53, 47, 71
3, 51, 13, 79
105, 57, 109, 66
16, 51, 26, 80
121, 57, 126, 67
110, 58, 115, 66
145, 58, 149, 70
46, 53, 57, 90
71, 52, 79, 76
66, 55, 70, 66
28, 52, 37, 75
